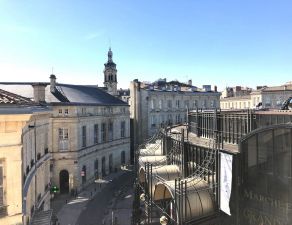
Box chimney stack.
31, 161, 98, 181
188, 79, 192, 86
50, 74, 56, 93
214, 85, 218, 92
32, 83, 47, 103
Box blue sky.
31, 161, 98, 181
0, 0, 291, 90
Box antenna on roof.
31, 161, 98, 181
109, 37, 111, 49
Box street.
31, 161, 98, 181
76, 170, 134, 225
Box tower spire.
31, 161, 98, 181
108, 47, 113, 63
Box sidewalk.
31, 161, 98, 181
51, 168, 130, 225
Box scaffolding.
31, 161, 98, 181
133, 110, 221, 225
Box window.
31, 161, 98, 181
101, 123, 106, 142
167, 100, 172, 109
59, 128, 68, 150
168, 114, 172, 124
159, 100, 163, 109
82, 126, 86, 147
121, 151, 126, 165
121, 121, 125, 138
59, 128, 68, 140
0, 161, 4, 207
94, 124, 99, 144
151, 99, 156, 109
58, 109, 62, 114
176, 100, 180, 108
184, 100, 189, 109
108, 122, 113, 141
193, 100, 198, 108
64, 109, 69, 115
82, 108, 86, 115
176, 114, 181, 123
151, 115, 156, 127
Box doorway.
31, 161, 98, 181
59, 170, 69, 194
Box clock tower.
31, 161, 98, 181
104, 48, 118, 96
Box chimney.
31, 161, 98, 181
32, 83, 47, 103
50, 74, 56, 93
235, 86, 241, 92
214, 85, 218, 92
188, 79, 192, 86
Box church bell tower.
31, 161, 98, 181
104, 48, 118, 96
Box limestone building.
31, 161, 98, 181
0, 89, 51, 225
0, 75, 130, 220
220, 83, 292, 110
130, 78, 220, 146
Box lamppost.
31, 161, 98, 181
159, 215, 168, 225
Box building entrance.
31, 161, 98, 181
59, 170, 69, 194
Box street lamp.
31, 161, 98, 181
140, 193, 145, 202
160, 215, 168, 225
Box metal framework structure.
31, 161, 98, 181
133, 111, 221, 225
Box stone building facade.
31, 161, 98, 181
220, 83, 292, 110
0, 90, 51, 225
130, 79, 221, 145
50, 103, 130, 193
0, 74, 130, 224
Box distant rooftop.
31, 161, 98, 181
134, 78, 218, 93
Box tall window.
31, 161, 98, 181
0, 161, 4, 207
151, 115, 156, 127
176, 100, 180, 108
151, 99, 156, 109
82, 126, 86, 147
101, 123, 106, 143
184, 100, 189, 109
94, 124, 99, 144
167, 100, 172, 108
81, 108, 86, 115
58, 128, 68, 150
108, 122, 113, 141
193, 100, 198, 108
121, 121, 125, 138
159, 100, 163, 109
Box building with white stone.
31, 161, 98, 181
220, 83, 292, 110
0, 74, 130, 224
130, 78, 220, 146
0, 89, 52, 225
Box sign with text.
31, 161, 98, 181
220, 152, 233, 215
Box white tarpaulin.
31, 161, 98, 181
220, 152, 233, 215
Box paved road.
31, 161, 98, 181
76, 171, 134, 225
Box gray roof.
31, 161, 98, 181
0, 82, 128, 106
0, 88, 33, 104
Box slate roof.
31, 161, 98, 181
0, 82, 128, 106
0, 88, 33, 104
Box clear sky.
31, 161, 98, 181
0, 0, 291, 91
